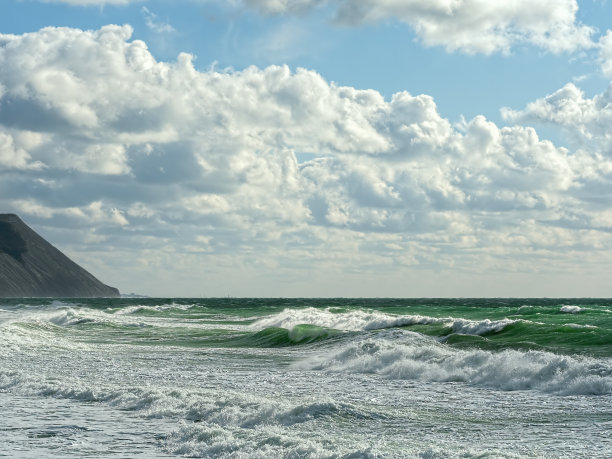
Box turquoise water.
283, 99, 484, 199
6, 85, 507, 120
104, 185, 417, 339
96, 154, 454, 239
1, 298, 611, 457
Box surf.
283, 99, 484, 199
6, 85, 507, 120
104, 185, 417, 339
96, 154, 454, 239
297, 329, 612, 395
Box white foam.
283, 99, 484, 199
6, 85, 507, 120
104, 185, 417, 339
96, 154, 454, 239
565, 323, 598, 329
0, 366, 380, 457
43, 308, 149, 329
250, 308, 517, 337
0, 363, 363, 427
113, 302, 200, 315
163, 421, 379, 458
297, 332, 612, 395
451, 318, 517, 335
250, 307, 435, 332
47, 309, 97, 327
560, 305, 582, 314
0, 317, 97, 356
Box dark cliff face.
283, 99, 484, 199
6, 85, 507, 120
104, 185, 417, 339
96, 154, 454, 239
0, 214, 120, 298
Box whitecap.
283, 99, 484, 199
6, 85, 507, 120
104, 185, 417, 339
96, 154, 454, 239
297, 333, 612, 396
450, 318, 517, 335
250, 308, 517, 337
113, 302, 200, 315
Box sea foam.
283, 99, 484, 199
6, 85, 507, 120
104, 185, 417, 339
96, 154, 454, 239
560, 305, 582, 314
297, 330, 612, 395
0, 366, 380, 458
250, 307, 517, 337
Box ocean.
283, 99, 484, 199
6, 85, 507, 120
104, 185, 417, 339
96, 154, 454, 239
1, 298, 611, 458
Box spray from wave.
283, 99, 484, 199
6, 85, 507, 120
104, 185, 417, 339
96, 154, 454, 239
250, 308, 518, 337
297, 330, 612, 395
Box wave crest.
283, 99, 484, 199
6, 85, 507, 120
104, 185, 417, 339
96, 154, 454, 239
297, 331, 612, 395
250, 308, 517, 337
560, 305, 582, 314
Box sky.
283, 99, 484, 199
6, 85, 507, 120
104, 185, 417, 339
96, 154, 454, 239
1, 1, 612, 297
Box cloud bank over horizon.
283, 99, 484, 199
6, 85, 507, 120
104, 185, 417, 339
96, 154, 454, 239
1, 23, 612, 296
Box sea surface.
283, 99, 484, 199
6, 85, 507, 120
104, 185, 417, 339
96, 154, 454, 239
1, 298, 611, 458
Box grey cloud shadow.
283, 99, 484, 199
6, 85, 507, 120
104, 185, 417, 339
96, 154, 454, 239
110, 107, 168, 133
129, 143, 244, 194
0, 97, 73, 133
0, 169, 179, 208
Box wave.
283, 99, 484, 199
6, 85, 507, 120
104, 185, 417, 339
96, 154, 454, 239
450, 318, 517, 335
564, 323, 598, 329
41, 308, 150, 329
233, 325, 342, 347
560, 305, 582, 314
0, 323, 112, 359
111, 302, 204, 315
250, 307, 435, 331
1, 305, 223, 337
0, 368, 364, 424
163, 415, 386, 459
0, 368, 380, 458
250, 308, 517, 337
0, 307, 153, 357
559, 304, 612, 314
0, 300, 81, 309
296, 330, 612, 396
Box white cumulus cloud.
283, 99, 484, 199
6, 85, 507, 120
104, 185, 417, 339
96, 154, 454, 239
26, 0, 596, 55
501, 82, 612, 149
1, 25, 612, 295
238, 0, 594, 54
599, 30, 612, 78
0, 129, 45, 170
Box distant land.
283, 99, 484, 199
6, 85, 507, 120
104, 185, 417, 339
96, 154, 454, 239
120, 293, 150, 298
0, 214, 120, 298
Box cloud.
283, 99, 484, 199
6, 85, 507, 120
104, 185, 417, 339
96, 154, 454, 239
501, 82, 612, 149
244, 0, 320, 15
13, 199, 128, 226
600, 30, 612, 78
141, 6, 175, 33
500, 80, 612, 238
0, 129, 45, 170
25, 0, 595, 55
236, 0, 594, 54
1, 25, 612, 295
39, 0, 139, 5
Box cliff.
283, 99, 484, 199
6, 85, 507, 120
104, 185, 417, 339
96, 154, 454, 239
0, 214, 120, 297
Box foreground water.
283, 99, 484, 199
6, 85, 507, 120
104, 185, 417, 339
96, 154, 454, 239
1, 298, 611, 457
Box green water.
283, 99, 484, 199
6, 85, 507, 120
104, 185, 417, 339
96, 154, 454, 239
2, 297, 612, 457
5, 297, 611, 356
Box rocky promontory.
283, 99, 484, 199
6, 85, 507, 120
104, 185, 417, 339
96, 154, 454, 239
0, 214, 119, 297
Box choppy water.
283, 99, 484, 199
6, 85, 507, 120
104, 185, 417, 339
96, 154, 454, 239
1, 298, 611, 457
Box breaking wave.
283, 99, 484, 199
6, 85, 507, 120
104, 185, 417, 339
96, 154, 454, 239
0, 368, 380, 458
250, 307, 517, 337
560, 305, 582, 314
297, 330, 612, 395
